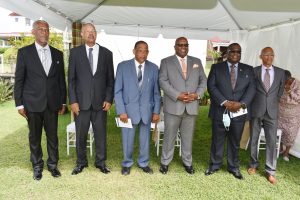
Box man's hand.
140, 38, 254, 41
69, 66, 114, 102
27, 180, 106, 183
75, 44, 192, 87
18, 108, 28, 120
58, 105, 66, 115
177, 92, 189, 103
152, 113, 160, 123
119, 113, 128, 123
225, 101, 241, 112
187, 92, 198, 102
71, 103, 80, 116
103, 101, 111, 111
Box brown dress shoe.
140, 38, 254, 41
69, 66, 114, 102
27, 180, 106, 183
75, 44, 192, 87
267, 174, 277, 184
247, 167, 257, 175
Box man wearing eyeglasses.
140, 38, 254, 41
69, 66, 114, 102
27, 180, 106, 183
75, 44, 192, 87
205, 43, 256, 180
159, 37, 207, 174
247, 47, 285, 184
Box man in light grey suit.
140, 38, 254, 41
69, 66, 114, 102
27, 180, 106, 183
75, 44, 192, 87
248, 47, 285, 184
159, 37, 207, 174
114, 41, 161, 175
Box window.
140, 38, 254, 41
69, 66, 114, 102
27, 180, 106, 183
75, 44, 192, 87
25, 18, 31, 26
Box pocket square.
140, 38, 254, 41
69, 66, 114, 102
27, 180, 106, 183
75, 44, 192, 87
193, 64, 199, 68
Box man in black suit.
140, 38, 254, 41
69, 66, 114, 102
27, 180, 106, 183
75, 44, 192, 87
205, 43, 256, 180
14, 20, 67, 181
68, 23, 114, 175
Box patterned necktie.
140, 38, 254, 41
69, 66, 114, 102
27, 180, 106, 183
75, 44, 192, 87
40, 48, 48, 75
230, 65, 236, 89
180, 58, 187, 79
89, 48, 93, 73
137, 64, 142, 88
264, 68, 271, 91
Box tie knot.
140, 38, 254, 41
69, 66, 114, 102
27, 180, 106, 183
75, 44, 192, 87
138, 64, 142, 69
266, 68, 270, 72
89, 48, 93, 52
230, 65, 235, 69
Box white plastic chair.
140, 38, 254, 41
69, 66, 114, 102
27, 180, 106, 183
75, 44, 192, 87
151, 121, 181, 157
66, 122, 94, 157
245, 128, 282, 158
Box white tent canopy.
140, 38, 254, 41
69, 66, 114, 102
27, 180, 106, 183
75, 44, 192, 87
1, 0, 300, 77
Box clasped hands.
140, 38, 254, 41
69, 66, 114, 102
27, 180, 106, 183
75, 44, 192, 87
224, 101, 242, 113
177, 92, 198, 103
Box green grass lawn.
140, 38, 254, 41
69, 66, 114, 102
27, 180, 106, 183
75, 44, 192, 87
0, 100, 300, 200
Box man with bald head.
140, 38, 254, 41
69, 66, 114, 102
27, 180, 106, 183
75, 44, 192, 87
68, 23, 114, 175
247, 47, 285, 184
159, 37, 207, 174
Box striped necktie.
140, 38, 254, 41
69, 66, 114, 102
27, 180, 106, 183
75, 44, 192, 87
137, 64, 142, 88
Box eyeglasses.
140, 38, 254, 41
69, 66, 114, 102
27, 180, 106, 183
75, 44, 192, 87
228, 50, 241, 54
176, 44, 189, 47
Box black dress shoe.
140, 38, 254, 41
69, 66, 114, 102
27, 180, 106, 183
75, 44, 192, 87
121, 166, 131, 175
228, 170, 244, 180
48, 168, 61, 178
71, 164, 88, 175
96, 165, 111, 174
159, 164, 168, 174
184, 165, 195, 174
33, 168, 43, 181
138, 166, 153, 174
205, 168, 219, 176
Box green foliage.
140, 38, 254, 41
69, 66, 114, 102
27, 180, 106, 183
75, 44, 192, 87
0, 47, 9, 54
200, 90, 210, 105
3, 32, 63, 65
0, 79, 13, 104
208, 49, 221, 64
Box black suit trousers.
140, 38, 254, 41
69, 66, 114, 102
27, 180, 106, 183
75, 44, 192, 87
27, 107, 59, 170
75, 108, 107, 167
209, 119, 245, 172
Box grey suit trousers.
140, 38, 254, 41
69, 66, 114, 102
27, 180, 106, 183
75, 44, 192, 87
250, 113, 278, 175
161, 111, 196, 166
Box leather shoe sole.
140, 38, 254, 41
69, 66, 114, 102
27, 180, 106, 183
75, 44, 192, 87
121, 167, 130, 175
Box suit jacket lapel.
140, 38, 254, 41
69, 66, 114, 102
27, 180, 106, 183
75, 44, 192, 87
140, 61, 150, 93
130, 59, 139, 87
80, 45, 93, 75
30, 43, 47, 77
48, 46, 55, 76
186, 56, 193, 80
171, 55, 185, 79
222, 62, 233, 91
269, 66, 279, 92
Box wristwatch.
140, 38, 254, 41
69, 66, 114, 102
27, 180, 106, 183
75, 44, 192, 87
241, 103, 247, 109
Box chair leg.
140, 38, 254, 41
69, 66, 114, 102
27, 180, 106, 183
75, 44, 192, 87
67, 131, 70, 155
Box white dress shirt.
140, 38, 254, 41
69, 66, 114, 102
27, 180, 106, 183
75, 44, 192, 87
85, 43, 99, 75
261, 65, 275, 86
35, 42, 52, 76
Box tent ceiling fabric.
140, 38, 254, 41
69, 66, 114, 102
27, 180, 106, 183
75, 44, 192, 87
1, 0, 300, 39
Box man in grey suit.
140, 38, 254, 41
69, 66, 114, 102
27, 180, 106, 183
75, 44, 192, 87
114, 41, 161, 175
159, 37, 207, 174
68, 23, 114, 175
205, 43, 256, 180
248, 47, 285, 184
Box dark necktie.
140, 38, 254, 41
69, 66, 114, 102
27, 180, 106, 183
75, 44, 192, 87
137, 64, 142, 88
264, 68, 271, 91
230, 65, 236, 89
89, 48, 93, 73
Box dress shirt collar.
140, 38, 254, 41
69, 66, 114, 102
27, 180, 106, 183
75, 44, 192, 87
134, 60, 145, 69
35, 42, 50, 51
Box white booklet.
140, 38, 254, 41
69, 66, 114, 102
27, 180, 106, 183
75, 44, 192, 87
230, 108, 248, 118
115, 117, 133, 128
